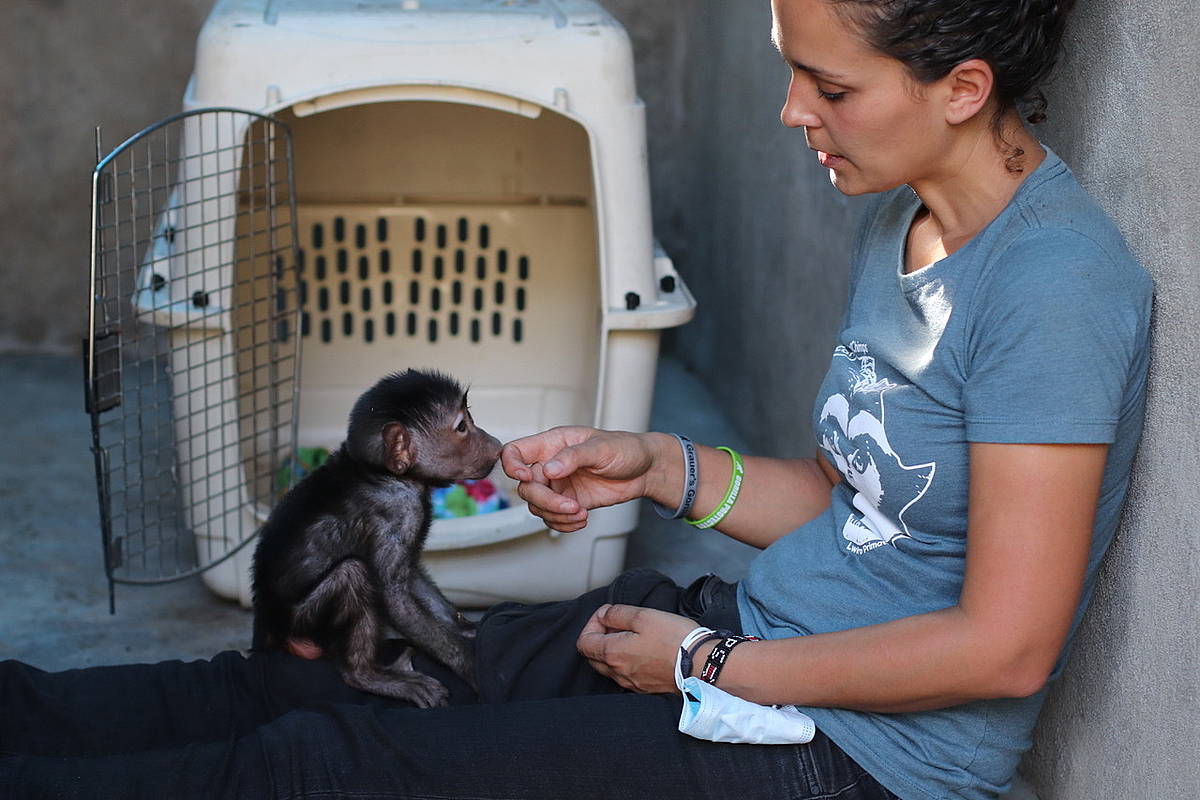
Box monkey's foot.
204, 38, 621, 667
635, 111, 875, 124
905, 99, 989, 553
379, 670, 451, 708
341, 663, 450, 707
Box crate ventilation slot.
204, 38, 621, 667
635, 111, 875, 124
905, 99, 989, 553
298, 212, 529, 346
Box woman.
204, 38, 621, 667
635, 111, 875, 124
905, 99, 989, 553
505, 1, 1151, 796
510, 0, 1152, 792
0, 1, 1150, 798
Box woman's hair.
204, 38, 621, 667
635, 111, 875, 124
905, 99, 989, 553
829, 0, 1076, 126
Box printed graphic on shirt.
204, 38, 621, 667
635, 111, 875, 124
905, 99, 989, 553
817, 342, 935, 554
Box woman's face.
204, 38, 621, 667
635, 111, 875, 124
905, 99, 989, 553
771, 0, 953, 195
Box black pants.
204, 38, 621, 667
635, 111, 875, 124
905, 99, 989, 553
0, 569, 896, 799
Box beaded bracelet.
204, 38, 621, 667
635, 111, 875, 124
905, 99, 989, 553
699, 633, 761, 686
654, 434, 699, 520
686, 447, 744, 530
678, 629, 729, 680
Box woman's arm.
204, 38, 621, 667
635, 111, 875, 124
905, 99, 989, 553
655, 437, 841, 549
501, 428, 839, 549
578, 441, 1107, 711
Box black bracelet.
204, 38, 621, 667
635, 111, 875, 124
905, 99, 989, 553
700, 633, 761, 686
678, 630, 728, 681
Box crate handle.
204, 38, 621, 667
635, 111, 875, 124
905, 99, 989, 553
291, 85, 544, 120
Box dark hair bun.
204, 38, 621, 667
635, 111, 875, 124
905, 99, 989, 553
832, 0, 1076, 123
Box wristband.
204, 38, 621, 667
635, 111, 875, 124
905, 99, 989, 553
700, 633, 761, 686
676, 626, 720, 689
686, 447, 744, 530
678, 629, 729, 682
653, 434, 699, 520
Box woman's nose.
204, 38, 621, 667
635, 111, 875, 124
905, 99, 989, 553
780, 78, 821, 129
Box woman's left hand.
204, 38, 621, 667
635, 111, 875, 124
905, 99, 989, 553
575, 604, 698, 694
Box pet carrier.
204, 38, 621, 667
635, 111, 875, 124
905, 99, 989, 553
85, 0, 695, 610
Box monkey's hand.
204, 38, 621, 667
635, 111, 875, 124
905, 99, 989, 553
502, 427, 670, 533
575, 604, 698, 695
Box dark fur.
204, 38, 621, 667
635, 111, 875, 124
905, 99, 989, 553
251, 369, 501, 707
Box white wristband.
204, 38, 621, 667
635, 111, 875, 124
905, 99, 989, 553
674, 626, 717, 691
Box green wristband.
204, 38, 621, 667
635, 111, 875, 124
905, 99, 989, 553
687, 447, 744, 530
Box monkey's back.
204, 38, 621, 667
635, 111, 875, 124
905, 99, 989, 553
250, 446, 418, 650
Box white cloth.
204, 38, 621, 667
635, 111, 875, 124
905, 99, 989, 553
673, 627, 816, 745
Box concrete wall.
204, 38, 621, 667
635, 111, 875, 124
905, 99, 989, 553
0, 0, 213, 352
1020, 1, 1200, 796
3, 0, 1196, 796
608, 0, 863, 459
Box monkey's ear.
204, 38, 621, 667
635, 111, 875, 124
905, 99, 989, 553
382, 422, 413, 475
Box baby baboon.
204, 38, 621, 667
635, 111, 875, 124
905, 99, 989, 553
251, 369, 501, 707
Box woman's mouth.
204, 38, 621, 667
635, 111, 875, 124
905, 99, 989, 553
817, 151, 845, 168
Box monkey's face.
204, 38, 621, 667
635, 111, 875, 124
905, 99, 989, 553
384, 397, 502, 486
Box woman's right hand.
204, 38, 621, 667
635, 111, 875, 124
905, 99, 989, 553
500, 427, 669, 532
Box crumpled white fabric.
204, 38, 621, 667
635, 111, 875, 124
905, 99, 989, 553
674, 627, 816, 745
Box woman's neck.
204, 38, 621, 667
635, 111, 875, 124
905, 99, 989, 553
905, 114, 1045, 272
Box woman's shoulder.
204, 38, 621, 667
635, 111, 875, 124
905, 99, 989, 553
955, 151, 1154, 354
994, 149, 1152, 291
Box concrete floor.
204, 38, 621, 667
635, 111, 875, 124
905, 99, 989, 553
0, 351, 757, 671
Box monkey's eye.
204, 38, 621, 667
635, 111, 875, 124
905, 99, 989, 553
455, 418, 468, 434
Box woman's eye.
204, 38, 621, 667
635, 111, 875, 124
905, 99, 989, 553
817, 88, 846, 102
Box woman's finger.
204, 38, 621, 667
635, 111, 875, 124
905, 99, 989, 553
577, 626, 631, 663
533, 513, 589, 533
516, 479, 581, 516
585, 658, 618, 684
541, 437, 613, 481
499, 435, 563, 482
515, 482, 588, 531
501, 438, 565, 482
500, 427, 595, 481
575, 627, 607, 662
500, 441, 535, 482
579, 605, 612, 639
595, 603, 646, 632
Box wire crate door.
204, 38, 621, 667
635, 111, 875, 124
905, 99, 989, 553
85, 108, 301, 593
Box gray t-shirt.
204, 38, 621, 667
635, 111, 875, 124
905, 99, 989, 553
737, 149, 1153, 800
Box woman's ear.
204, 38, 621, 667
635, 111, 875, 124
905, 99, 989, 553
942, 58, 995, 126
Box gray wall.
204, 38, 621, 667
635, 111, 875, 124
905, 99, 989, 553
2, 1, 1196, 797
1022, 1, 1200, 796
0, 0, 213, 351
609, 0, 863, 459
